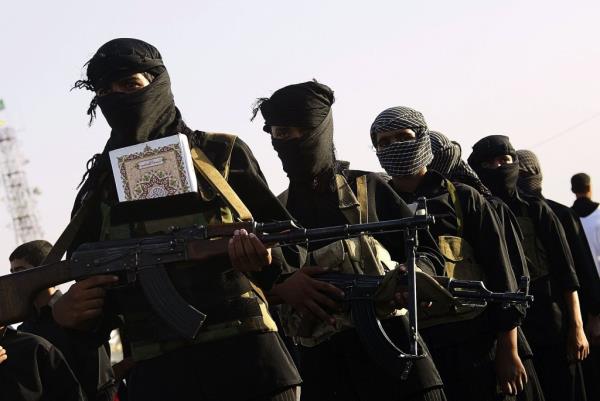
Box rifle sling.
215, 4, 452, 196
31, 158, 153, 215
189, 147, 271, 305
190, 146, 252, 222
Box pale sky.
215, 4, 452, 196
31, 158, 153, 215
1, 0, 600, 278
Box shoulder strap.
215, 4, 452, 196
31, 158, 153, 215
445, 180, 464, 237
43, 173, 108, 264
356, 175, 369, 224
277, 189, 289, 207
335, 174, 361, 224
190, 146, 253, 222
193, 132, 237, 179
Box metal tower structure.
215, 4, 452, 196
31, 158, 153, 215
0, 100, 44, 245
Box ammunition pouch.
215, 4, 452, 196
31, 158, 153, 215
280, 235, 399, 347
279, 173, 403, 346
418, 180, 486, 328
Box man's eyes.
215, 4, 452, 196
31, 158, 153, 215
123, 79, 142, 88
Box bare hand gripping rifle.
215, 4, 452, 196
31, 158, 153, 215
0, 198, 532, 369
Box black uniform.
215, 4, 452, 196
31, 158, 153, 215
69, 135, 302, 401
283, 169, 446, 401
0, 327, 86, 401
389, 170, 524, 401
258, 84, 445, 401
427, 131, 544, 401
64, 39, 301, 401
469, 136, 585, 401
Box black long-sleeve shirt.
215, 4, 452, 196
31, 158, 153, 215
389, 171, 524, 339
487, 196, 529, 281
0, 328, 86, 401
281, 168, 445, 394
506, 192, 580, 346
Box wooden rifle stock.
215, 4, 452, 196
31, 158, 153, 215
0, 261, 74, 325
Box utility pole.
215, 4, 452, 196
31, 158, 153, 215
0, 99, 44, 245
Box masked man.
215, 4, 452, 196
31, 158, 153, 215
371, 107, 526, 401
428, 132, 545, 401
256, 81, 447, 401
50, 38, 301, 401
517, 149, 600, 401
468, 136, 589, 401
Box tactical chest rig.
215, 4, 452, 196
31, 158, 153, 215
56, 133, 277, 361
278, 174, 401, 346
419, 180, 486, 328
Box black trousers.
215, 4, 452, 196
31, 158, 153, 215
531, 345, 587, 401
582, 345, 600, 401
297, 319, 445, 401
517, 357, 546, 401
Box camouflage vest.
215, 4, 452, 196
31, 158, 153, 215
279, 174, 401, 346
100, 133, 276, 361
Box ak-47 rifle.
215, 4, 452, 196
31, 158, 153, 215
0, 198, 532, 372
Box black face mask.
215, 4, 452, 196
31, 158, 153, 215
271, 111, 335, 182
97, 71, 177, 150
476, 162, 520, 199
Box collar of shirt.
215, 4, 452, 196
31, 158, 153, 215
572, 197, 600, 218
393, 170, 448, 203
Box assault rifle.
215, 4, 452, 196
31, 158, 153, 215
0, 198, 532, 372
313, 271, 533, 377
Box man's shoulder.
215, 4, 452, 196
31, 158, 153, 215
546, 198, 576, 220
3, 328, 54, 353
342, 169, 390, 185
451, 181, 481, 196
446, 180, 488, 209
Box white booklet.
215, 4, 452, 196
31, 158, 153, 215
109, 134, 198, 202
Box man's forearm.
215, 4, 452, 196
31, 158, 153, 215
496, 327, 518, 351
564, 290, 584, 329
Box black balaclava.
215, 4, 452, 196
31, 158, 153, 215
257, 81, 335, 183
516, 149, 543, 197
429, 130, 492, 196
468, 135, 520, 199
370, 106, 433, 177
74, 38, 183, 150
74, 38, 192, 191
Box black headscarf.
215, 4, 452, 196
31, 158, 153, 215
74, 38, 191, 190
468, 135, 520, 199
516, 149, 543, 197
256, 81, 336, 182
428, 130, 492, 196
